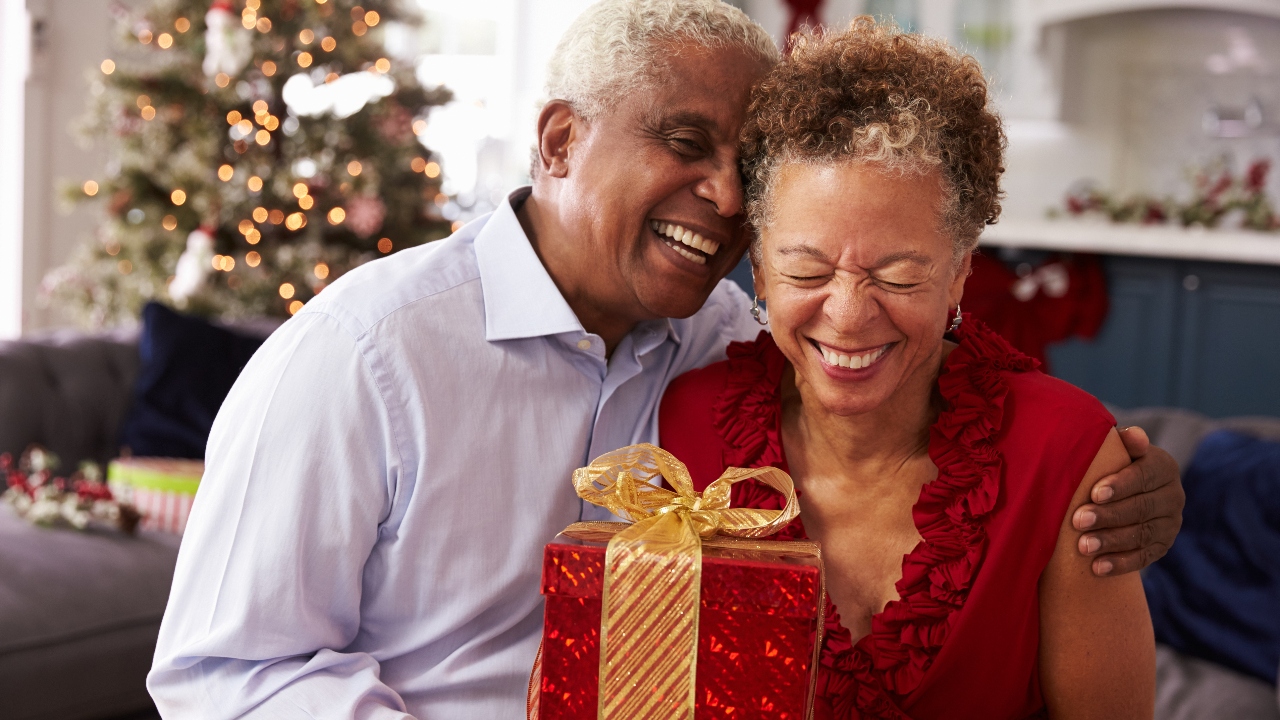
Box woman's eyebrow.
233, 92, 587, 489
872, 251, 932, 268
776, 244, 832, 261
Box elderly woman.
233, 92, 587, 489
660, 19, 1155, 719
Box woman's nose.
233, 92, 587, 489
824, 278, 878, 331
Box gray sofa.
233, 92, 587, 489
0, 333, 1275, 718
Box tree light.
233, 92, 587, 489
425, 162, 440, 179
100, 59, 115, 75
299, 29, 315, 44
247, 176, 263, 192
218, 164, 235, 181
171, 189, 187, 205
157, 33, 173, 49
162, 214, 178, 230
252, 207, 269, 223
279, 282, 296, 299
321, 37, 336, 52
377, 237, 392, 253
175, 17, 191, 33
314, 262, 329, 279
292, 182, 309, 198
246, 251, 261, 267
297, 52, 313, 68
288, 300, 304, 315
83, 181, 99, 196
347, 160, 362, 176
327, 207, 346, 224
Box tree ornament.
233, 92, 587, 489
169, 227, 215, 305
203, 1, 253, 79
345, 196, 387, 238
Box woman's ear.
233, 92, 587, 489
949, 251, 972, 307
750, 250, 766, 301
535, 101, 579, 179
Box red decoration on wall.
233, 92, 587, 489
782, 0, 824, 47
963, 252, 1109, 371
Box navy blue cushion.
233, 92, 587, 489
116, 303, 265, 459
1144, 429, 1280, 684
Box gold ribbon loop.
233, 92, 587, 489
567, 443, 800, 720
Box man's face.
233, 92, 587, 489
556, 44, 769, 321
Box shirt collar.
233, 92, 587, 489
475, 187, 585, 342
474, 186, 681, 351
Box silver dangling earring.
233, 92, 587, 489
751, 296, 768, 326
948, 304, 963, 333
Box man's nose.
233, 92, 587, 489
693, 157, 745, 218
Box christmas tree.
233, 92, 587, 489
46, 0, 454, 326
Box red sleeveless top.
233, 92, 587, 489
658, 317, 1115, 720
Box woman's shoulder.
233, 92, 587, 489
660, 331, 785, 489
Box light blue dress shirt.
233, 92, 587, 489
147, 188, 761, 719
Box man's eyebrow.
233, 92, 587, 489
643, 108, 720, 135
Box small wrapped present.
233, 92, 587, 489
531, 444, 825, 720
107, 458, 203, 534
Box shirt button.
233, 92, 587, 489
577, 339, 592, 350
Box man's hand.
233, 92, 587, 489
1073, 426, 1184, 577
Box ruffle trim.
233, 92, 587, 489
709, 317, 1036, 718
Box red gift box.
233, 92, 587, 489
537, 536, 824, 719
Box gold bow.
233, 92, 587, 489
565, 443, 800, 720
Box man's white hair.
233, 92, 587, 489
544, 0, 780, 120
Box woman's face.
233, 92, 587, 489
755, 161, 969, 417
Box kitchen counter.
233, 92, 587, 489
980, 219, 1280, 267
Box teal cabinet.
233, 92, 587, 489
1049, 257, 1280, 417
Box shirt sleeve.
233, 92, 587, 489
147, 311, 413, 720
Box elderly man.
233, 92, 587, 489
148, 1, 1183, 717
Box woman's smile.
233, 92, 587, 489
809, 338, 895, 378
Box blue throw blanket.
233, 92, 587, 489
1144, 429, 1280, 684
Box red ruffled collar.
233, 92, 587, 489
712, 317, 1037, 718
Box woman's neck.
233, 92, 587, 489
783, 343, 953, 483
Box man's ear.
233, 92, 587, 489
535, 101, 580, 179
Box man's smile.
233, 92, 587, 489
649, 219, 722, 266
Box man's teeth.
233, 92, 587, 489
650, 221, 720, 258
819, 343, 889, 370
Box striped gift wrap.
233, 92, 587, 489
107, 458, 204, 534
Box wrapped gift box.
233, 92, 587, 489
107, 458, 203, 534
537, 535, 824, 719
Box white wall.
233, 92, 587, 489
0, 2, 31, 338
21, 0, 117, 332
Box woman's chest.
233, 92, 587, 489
794, 469, 932, 641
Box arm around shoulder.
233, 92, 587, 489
1040, 428, 1156, 720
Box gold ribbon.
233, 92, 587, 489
566, 443, 800, 720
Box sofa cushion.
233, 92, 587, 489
0, 508, 180, 719
0, 330, 139, 469
1144, 429, 1280, 684
117, 303, 265, 459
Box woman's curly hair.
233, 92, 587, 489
741, 17, 1005, 264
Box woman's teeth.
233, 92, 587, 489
820, 343, 889, 370
651, 220, 720, 265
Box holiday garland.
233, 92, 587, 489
2, 448, 141, 534
1054, 158, 1279, 232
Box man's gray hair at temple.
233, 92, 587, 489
542, 0, 780, 120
